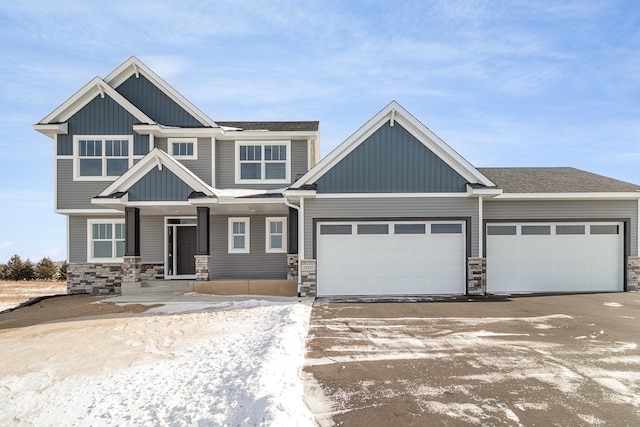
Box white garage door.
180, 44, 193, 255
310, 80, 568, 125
316, 221, 466, 296
487, 222, 624, 293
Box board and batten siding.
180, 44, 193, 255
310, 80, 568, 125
57, 159, 111, 210
57, 94, 149, 156
215, 140, 309, 189
484, 200, 639, 256
210, 215, 287, 279
315, 122, 468, 193
128, 167, 194, 201
154, 137, 212, 185
303, 197, 479, 259
140, 216, 164, 263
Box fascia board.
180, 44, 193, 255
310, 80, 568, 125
104, 56, 218, 128
284, 189, 317, 197
218, 130, 319, 139
132, 124, 222, 137
33, 123, 68, 137
492, 192, 640, 200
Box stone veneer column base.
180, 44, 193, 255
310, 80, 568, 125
123, 256, 142, 284
195, 255, 211, 281
627, 256, 640, 292
467, 257, 487, 296
67, 263, 123, 295
287, 254, 299, 281
299, 259, 317, 297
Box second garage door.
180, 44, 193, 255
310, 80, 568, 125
316, 220, 466, 296
486, 222, 624, 293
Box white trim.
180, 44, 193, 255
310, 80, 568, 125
211, 137, 216, 188
292, 101, 495, 189
57, 209, 122, 214
132, 124, 223, 137
66, 216, 70, 262
220, 130, 318, 139
104, 56, 217, 128
87, 218, 125, 263
228, 217, 250, 254
73, 135, 134, 181
33, 123, 68, 137
235, 141, 291, 184
54, 136, 58, 213
478, 197, 484, 258
265, 217, 287, 253
300, 197, 305, 259
315, 192, 470, 199
168, 137, 198, 159
492, 192, 640, 200
149, 133, 155, 150
38, 77, 154, 126
307, 139, 311, 171
164, 216, 197, 279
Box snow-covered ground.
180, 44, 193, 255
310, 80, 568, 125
0, 299, 317, 426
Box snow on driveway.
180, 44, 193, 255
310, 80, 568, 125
0, 299, 316, 426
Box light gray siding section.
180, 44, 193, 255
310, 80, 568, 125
303, 197, 479, 258
57, 159, 111, 210
216, 140, 309, 189
128, 167, 193, 201
316, 122, 468, 193
57, 94, 147, 156
115, 74, 203, 127
141, 216, 164, 263
154, 137, 212, 185
68, 215, 123, 262
210, 215, 287, 279
484, 200, 638, 256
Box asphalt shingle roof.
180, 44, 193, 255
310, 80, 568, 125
216, 121, 319, 131
477, 167, 640, 193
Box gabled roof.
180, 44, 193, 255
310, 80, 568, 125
105, 56, 217, 128
35, 77, 154, 135
216, 121, 319, 131
291, 101, 495, 188
479, 167, 640, 194
95, 148, 216, 200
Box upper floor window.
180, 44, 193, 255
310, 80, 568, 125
74, 136, 133, 181
169, 138, 198, 160
235, 141, 291, 184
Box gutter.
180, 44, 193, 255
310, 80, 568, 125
284, 197, 303, 296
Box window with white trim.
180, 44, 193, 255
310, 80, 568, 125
168, 138, 198, 159
228, 217, 250, 253
266, 217, 287, 253
88, 219, 125, 262
74, 136, 132, 180
236, 141, 290, 183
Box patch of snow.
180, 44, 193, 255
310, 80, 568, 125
577, 414, 605, 425
617, 315, 635, 319
423, 401, 486, 425
603, 302, 623, 307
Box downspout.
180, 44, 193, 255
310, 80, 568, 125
284, 197, 303, 294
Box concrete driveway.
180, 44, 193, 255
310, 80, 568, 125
304, 293, 640, 426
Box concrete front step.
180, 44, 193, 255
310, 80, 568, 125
122, 279, 297, 296
122, 280, 193, 295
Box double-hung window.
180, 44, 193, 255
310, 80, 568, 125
236, 141, 290, 183
88, 219, 125, 262
168, 138, 197, 159
228, 218, 250, 254
266, 217, 287, 253
74, 136, 132, 180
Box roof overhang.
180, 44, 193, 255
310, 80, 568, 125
491, 192, 640, 201
132, 123, 222, 137
466, 185, 503, 198
32, 123, 68, 138
218, 130, 320, 139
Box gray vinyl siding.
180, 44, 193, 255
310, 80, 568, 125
303, 197, 479, 258
68, 215, 123, 263
140, 216, 164, 263
154, 137, 212, 185
128, 167, 194, 201
316, 122, 468, 193
484, 200, 639, 256
215, 140, 309, 189
57, 159, 110, 210
115, 74, 203, 127
56, 94, 148, 156
210, 215, 287, 279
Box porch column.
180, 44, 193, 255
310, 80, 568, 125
123, 207, 141, 285
287, 207, 299, 281
195, 206, 210, 281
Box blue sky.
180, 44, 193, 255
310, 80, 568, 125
0, 0, 639, 263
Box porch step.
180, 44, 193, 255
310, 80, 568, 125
122, 280, 194, 295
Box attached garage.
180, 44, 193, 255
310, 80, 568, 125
316, 220, 467, 296
486, 222, 625, 293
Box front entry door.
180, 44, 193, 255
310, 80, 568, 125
176, 226, 196, 275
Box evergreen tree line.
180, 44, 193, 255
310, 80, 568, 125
0, 255, 67, 281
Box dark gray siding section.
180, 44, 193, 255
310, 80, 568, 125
115, 74, 203, 127
57, 159, 110, 210
316, 122, 468, 193
210, 215, 287, 279
128, 167, 194, 201
484, 200, 638, 256
216, 139, 309, 189
141, 216, 164, 262
154, 137, 212, 185
57, 94, 148, 156
304, 197, 479, 258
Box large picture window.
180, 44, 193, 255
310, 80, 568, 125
88, 219, 125, 262
74, 136, 132, 180
236, 141, 290, 183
